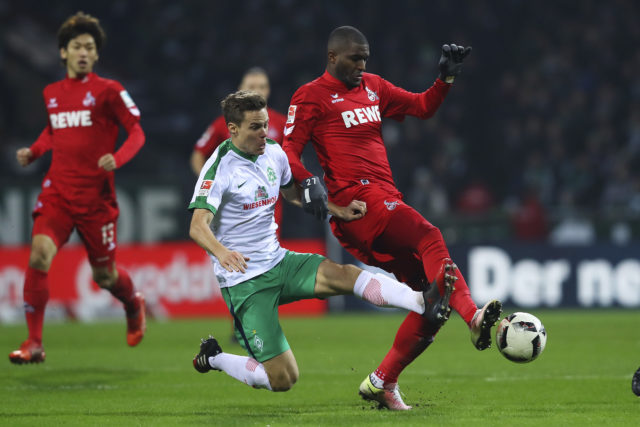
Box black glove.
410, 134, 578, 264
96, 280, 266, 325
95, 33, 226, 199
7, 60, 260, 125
301, 176, 328, 221
438, 44, 472, 84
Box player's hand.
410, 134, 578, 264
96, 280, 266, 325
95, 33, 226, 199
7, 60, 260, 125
98, 154, 117, 171
301, 176, 329, 221
331, 200, 367, 222
16, 148, 33, 167
438, 44, 472, 84
216, 249, 250, 273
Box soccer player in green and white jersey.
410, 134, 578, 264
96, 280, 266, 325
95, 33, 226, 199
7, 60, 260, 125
188, 91, 454, 396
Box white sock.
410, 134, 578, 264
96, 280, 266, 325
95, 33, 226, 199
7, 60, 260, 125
369, 372, 385, 389
353, 271, 424, 314
209, 353, 272, 390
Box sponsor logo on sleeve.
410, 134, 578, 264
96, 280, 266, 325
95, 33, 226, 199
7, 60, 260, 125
198, 180, 213, 196
286, 105, 297, 124
120, 90, 140, 116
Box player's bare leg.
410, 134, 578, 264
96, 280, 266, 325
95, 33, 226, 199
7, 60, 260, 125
9, 234, 56, 365
313, 261, 424, 314
93, 264, 146, 346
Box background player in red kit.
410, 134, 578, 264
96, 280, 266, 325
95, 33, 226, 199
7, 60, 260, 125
190, 67, 287, 175
190, 67, 287, 230
283, 26, 502, 409
10, 12, 146, 364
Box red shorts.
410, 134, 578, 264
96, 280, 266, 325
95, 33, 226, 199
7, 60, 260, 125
330, 183, 449, 288
32, 186, 119, 267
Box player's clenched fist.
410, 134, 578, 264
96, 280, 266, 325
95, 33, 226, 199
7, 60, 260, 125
302, 176, 329, 221
16, 148, 33, 167
98, 153, 117, 171
438, 44, 472, 84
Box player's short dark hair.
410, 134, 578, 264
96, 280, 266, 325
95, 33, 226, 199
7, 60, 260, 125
327, 26, 368, 53
57, 11, 106, 51
221, 90, 267, 126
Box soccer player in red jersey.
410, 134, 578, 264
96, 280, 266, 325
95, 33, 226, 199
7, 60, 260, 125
10, 12, 146, 364
283, 26, 502, 409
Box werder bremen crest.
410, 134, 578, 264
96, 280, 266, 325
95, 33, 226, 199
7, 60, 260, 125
267, 166, 277, 185
254, 334, 263, 352
255, 186, 268, 201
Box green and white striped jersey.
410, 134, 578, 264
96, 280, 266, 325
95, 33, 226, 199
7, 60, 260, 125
188, 139, 294, 288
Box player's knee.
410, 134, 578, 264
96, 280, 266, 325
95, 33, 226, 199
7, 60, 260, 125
28, 244, 54, 271
317, 261, 359, 294
267, 366, 298, 392
417, 224, 448, 257
271, 373, 298, 392
92, 270, 116, 288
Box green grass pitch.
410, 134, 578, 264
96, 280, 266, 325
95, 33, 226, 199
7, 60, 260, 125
1, 310, 638, 426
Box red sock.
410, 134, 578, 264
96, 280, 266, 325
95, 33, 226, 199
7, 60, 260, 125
23, 267, 50, 344
375, 311, 437, 384
108, 268, 137, 312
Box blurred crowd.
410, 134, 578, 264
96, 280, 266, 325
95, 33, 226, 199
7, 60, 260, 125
1, 0, 639, 242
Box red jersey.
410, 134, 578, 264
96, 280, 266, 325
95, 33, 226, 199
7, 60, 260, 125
31, 72, 142, 205
194, 107, 287, 157
283, 71, 450, 199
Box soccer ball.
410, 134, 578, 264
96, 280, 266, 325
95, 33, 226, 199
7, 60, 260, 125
495, 312, 547, 363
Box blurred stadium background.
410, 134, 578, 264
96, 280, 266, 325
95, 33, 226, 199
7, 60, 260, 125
1, 0, 640, 322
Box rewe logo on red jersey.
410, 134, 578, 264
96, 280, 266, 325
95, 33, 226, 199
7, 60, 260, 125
341, 105, 381, 128
50, 110, 92, 129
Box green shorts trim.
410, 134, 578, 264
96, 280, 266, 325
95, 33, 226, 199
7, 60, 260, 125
221, 251, 325, 362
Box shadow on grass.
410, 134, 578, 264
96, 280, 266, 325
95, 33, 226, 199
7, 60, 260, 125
3, 367, 144, 391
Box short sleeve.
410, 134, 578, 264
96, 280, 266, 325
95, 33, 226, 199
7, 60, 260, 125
188, 147, 230, 214
278, 145, 293, 188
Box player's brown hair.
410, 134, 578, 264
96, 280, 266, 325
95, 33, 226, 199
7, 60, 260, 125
221, 91, 267, 126
57, 11, 106, 51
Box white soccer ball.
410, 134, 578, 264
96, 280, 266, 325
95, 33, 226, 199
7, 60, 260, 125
495, 312, 547, 363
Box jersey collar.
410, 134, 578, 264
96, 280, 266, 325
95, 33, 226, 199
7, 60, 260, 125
321, 70, 362, 92
65, 72, 96, 84
229, 140, 259, 163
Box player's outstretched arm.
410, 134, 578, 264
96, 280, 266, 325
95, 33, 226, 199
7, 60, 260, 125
189, 208, 249, 273
438, 43, 472, 84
